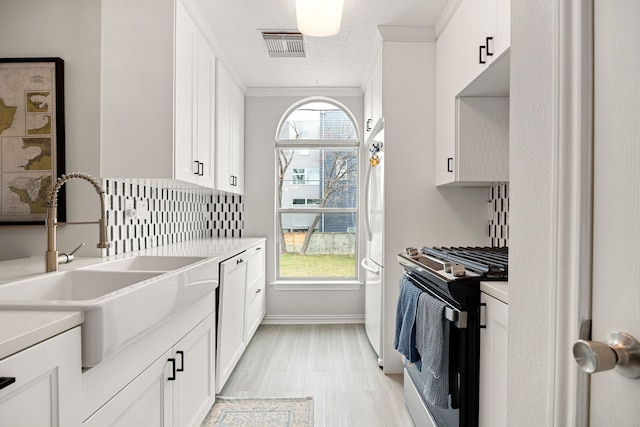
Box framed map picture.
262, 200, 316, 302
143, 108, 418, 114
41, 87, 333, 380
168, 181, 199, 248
0, 58, 65, 224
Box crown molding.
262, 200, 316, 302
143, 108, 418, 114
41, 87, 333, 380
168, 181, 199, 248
434, 0, 464, 37
244, 87, 363, 98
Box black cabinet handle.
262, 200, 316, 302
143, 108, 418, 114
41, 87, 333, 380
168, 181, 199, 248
447, 157, 453, 173
366, 118, 372, 131
479, 45, 486, 64
0, 377, 16, 390
168, 358, 177, 381
198, 162, 204, 176
256, 288, 262, 294
480, 303, 487, 328
193, 161, 199, 175
486, 36, 494, 56
236, 258, 244, 265
176, 350, 184, 372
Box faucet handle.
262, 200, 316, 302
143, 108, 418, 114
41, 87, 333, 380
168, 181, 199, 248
58, 242, 85, 265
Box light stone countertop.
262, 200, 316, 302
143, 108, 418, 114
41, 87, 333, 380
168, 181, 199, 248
0, 236, 266, 360
480, 281, 508, 304
0, 310, 83, 359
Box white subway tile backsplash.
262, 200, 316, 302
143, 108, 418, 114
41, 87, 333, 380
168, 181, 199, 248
102, 179, 244, 256
489, 183, 509, 247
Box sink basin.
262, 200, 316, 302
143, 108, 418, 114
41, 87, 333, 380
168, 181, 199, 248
85, 256, 207, 272
0, 256, 218, 367
0, 270, 161, 301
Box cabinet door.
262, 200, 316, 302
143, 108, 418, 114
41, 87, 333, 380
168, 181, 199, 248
231, 82, 245, 194
371, 49, 383, 127
195, 35, 216, 188
174, 0, 199, 184
495, 0, 511, 59
244, 242, 266, 342
83, 350, 173, 427
0, 327, 81, 427
434, 12, 460, 186
173, 314, 216, 427
216, 62, 234, 193
216, 252, 247, 392
479, 292, 508, 427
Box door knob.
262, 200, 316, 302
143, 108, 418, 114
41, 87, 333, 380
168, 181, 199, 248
572, 332, 640, 379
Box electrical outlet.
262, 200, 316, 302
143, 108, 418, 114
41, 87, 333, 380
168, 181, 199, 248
137, 199, 150, 221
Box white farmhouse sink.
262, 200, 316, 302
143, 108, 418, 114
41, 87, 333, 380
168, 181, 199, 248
0, 256, 218, 367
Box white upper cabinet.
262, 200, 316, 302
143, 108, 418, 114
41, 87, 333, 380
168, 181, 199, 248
435, 0, 510, 186
363, 48, 382, 138
174, 2, 216, 187
216, 63, 245, 195
101, 0, 217, 188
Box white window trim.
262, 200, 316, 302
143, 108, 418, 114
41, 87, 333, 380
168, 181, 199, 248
275, 98, 361, 283
271, 280, 363, 291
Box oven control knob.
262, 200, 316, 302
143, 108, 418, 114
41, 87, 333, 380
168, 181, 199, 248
450, 263, 465, 277
572, 332, 640, 379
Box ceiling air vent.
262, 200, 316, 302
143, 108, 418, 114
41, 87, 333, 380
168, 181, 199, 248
261, 31, 305, 58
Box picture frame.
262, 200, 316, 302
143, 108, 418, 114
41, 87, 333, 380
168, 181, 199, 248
0, 57, 66, 224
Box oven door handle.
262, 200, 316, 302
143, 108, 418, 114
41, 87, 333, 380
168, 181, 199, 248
404, 273, 468, 329
444, 306, 467, 329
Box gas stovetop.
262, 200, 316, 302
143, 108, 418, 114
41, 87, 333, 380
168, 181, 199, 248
397, 246, 508, 310
402, 246, 508, 281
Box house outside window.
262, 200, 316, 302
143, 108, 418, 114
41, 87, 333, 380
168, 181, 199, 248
276, 99, 359, 280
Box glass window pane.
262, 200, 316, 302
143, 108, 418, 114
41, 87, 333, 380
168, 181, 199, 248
278, 213, 357, 279
277, 148, 357, 209
277, 102, 358, 141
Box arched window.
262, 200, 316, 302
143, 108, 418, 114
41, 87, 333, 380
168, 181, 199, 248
275, 98, 359, 281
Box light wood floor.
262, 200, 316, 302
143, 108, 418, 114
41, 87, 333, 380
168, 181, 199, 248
219, 324, 415, 427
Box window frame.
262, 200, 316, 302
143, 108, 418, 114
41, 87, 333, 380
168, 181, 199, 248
274, 98, 361, 283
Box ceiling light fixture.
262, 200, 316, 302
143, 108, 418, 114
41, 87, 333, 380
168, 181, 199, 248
295, 0, 344, 37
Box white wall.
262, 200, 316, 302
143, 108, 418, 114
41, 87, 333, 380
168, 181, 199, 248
0, 0, 103, 261
508, 0, 556, 424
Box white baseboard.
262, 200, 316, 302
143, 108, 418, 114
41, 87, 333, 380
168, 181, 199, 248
262, 314, 365, 325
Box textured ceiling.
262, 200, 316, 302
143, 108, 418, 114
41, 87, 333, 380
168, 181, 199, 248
194, 0, 447, 89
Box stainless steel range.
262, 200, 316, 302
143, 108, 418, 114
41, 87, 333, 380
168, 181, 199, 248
396, 246, 508, 427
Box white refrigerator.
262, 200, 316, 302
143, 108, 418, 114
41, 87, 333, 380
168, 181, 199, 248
361, 118, 385, 366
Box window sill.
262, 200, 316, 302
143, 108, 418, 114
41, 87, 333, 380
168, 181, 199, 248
270, 280, 363, 291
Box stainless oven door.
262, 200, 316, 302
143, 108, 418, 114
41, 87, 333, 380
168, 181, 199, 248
402, 274, 480, 427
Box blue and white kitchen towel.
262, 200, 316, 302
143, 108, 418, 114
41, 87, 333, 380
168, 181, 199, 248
394, 276, 422, 365
415, 292, 450, 409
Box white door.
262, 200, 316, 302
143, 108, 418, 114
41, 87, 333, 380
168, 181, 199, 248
590, 0, 640, 422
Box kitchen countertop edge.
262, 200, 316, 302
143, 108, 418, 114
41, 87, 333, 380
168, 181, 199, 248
0, 310, 83, 360
480, 281, 508, 304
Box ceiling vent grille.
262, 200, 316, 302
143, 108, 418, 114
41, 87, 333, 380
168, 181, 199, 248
261, 32, 306, 58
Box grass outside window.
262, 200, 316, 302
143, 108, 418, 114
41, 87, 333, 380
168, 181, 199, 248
279, 253, 356, 278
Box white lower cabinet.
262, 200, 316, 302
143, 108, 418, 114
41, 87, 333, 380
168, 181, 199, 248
0, 327, 82, 427
244, 241, 266, 342
479, 292, 508, 427
83, 296, 216, 427
172, 313, 216, 427
83, 349, 173, 427
85, 313, 215, 427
